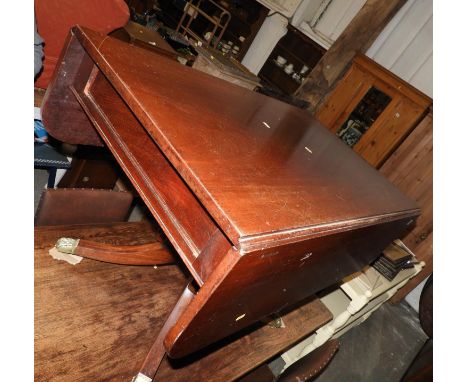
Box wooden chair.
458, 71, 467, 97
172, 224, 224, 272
35, 188, 133, 226
239, 339, 340, 382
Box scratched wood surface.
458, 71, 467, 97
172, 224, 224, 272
50, 26, 419, 251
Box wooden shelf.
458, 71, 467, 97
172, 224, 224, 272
259, 24, 325, 95
260, 60, 301, 94
157, 0, 268, 61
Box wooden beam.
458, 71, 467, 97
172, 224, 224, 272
295, 0, 408, 113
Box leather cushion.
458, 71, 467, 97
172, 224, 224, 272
279, 339, 340, 382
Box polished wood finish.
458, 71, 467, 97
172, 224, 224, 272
35, 222, 331, 381
74, 65, 224, 285
60, 28, 418, 247
315, 54, 432, 168
165, 217, 415, 357
379, 113, 433, 302
139, 286, 195, 378
42, 33, 103, 146
296, 0, 408, 113
42, 26, 420, 360
71, 239, 175, 265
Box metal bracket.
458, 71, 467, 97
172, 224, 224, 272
55, 237, 80, 254
262, 313, 285, 328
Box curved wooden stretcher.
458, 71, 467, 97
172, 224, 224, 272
55, 237, 175, 265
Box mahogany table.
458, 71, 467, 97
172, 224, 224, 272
41, 26, 419, 381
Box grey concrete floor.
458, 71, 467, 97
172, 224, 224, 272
313, 301, 427, 382
268, 301, 427, 381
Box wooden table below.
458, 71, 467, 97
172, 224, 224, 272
35, 222, 331, 381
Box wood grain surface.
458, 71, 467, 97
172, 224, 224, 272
35, 221, 188, 382
67, 26, 417, 251
380, 113, 433, 301
72, 239, 175, 265
315, 54, 431, 168
41, 33, 103, 146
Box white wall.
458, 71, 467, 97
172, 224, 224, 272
290, 0, 433, 97
244, 0, 433, 98
366, 0, 433, 98
292, 0, 366, 49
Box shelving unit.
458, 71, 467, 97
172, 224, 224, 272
157, 0, 268, 61
176, 0, 231, 49
258, 24, 326, 95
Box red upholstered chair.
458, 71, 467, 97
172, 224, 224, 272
34, 0, 133, 218
35, 0, 129, 89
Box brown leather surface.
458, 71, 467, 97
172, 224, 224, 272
35, 188, 133, 226
279, 339, 340, 382
237, 365, 276, 382
238, 339, 340, 382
